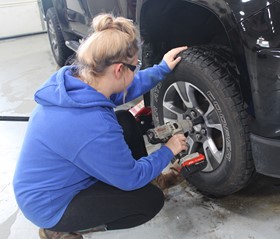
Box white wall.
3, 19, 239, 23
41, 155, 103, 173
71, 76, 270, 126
0, 0, 45, 39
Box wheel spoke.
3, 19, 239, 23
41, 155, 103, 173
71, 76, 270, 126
185, 83, 199, 108
202, 138, 223, 171
204, 104, 214, 118
172, 82, 194, 108
207, 122, 223, 132
186, 137, 195, 154
203, 104, 223, 131
162, 101, 185, 121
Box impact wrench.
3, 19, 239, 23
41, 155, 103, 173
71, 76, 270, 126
146, 117, 207, 178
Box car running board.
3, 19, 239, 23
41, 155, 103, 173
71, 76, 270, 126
65, 40, 80, 52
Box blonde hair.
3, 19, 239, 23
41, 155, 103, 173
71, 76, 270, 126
75, 13, 140, 82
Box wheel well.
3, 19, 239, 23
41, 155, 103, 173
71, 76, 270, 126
140, 0, 230, 55
140, 0, 253, 107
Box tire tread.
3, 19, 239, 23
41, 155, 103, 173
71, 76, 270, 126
178, 46, 255, 196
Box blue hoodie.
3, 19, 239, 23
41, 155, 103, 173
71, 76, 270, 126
13, 60, 174, 228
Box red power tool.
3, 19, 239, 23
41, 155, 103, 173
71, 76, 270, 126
146, 119, 207, 177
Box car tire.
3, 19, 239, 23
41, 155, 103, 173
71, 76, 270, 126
46, 8, 73, 67
151, 46, 255, 197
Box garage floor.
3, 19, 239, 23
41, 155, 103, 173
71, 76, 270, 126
1, 34, 280, 239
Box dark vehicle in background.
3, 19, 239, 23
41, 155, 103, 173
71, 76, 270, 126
41, 0, 280, 197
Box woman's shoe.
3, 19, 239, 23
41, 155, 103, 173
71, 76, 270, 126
39, 228, 83, 239
152, 166, 184, 196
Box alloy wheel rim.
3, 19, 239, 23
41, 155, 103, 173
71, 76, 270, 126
162, 81, 225, 172
48, 19, 59, 58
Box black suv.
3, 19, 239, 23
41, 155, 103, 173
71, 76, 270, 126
41, 0, 280, 197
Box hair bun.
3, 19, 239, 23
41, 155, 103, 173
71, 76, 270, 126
92, 14, 114, 32
92, 13, 135, 36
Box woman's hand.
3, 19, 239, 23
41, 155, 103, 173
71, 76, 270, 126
163, 46, 188, 70
165, 133, 188, 156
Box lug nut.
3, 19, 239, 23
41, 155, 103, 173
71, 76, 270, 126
191, 111, 197, 117
195, 134, 202, 140
201, 128, 207, 135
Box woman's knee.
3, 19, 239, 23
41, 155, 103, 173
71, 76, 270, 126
115, 110, 147, 159
139, 184, 165, 218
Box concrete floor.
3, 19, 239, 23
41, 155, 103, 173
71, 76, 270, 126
1, 34, 280, 239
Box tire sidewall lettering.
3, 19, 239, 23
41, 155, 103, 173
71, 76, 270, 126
206, 90, 232, 162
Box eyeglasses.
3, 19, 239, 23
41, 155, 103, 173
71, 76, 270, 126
112, 60, 142, 74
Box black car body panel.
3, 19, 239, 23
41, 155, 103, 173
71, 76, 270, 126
41, 0, 280, 180
142, 0, 280, 177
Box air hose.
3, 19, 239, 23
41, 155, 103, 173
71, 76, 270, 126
0, 116, 29, 121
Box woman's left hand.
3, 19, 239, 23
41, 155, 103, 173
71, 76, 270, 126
163, 46, 188, 70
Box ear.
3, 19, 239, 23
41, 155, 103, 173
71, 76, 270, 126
114, 63, 124, 80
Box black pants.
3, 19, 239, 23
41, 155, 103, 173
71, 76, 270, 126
49, 110, 164, 232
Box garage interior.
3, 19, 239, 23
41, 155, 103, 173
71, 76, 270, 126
1, 1, 280, 239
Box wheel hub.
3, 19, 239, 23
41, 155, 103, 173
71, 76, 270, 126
182, 110, 208, 143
